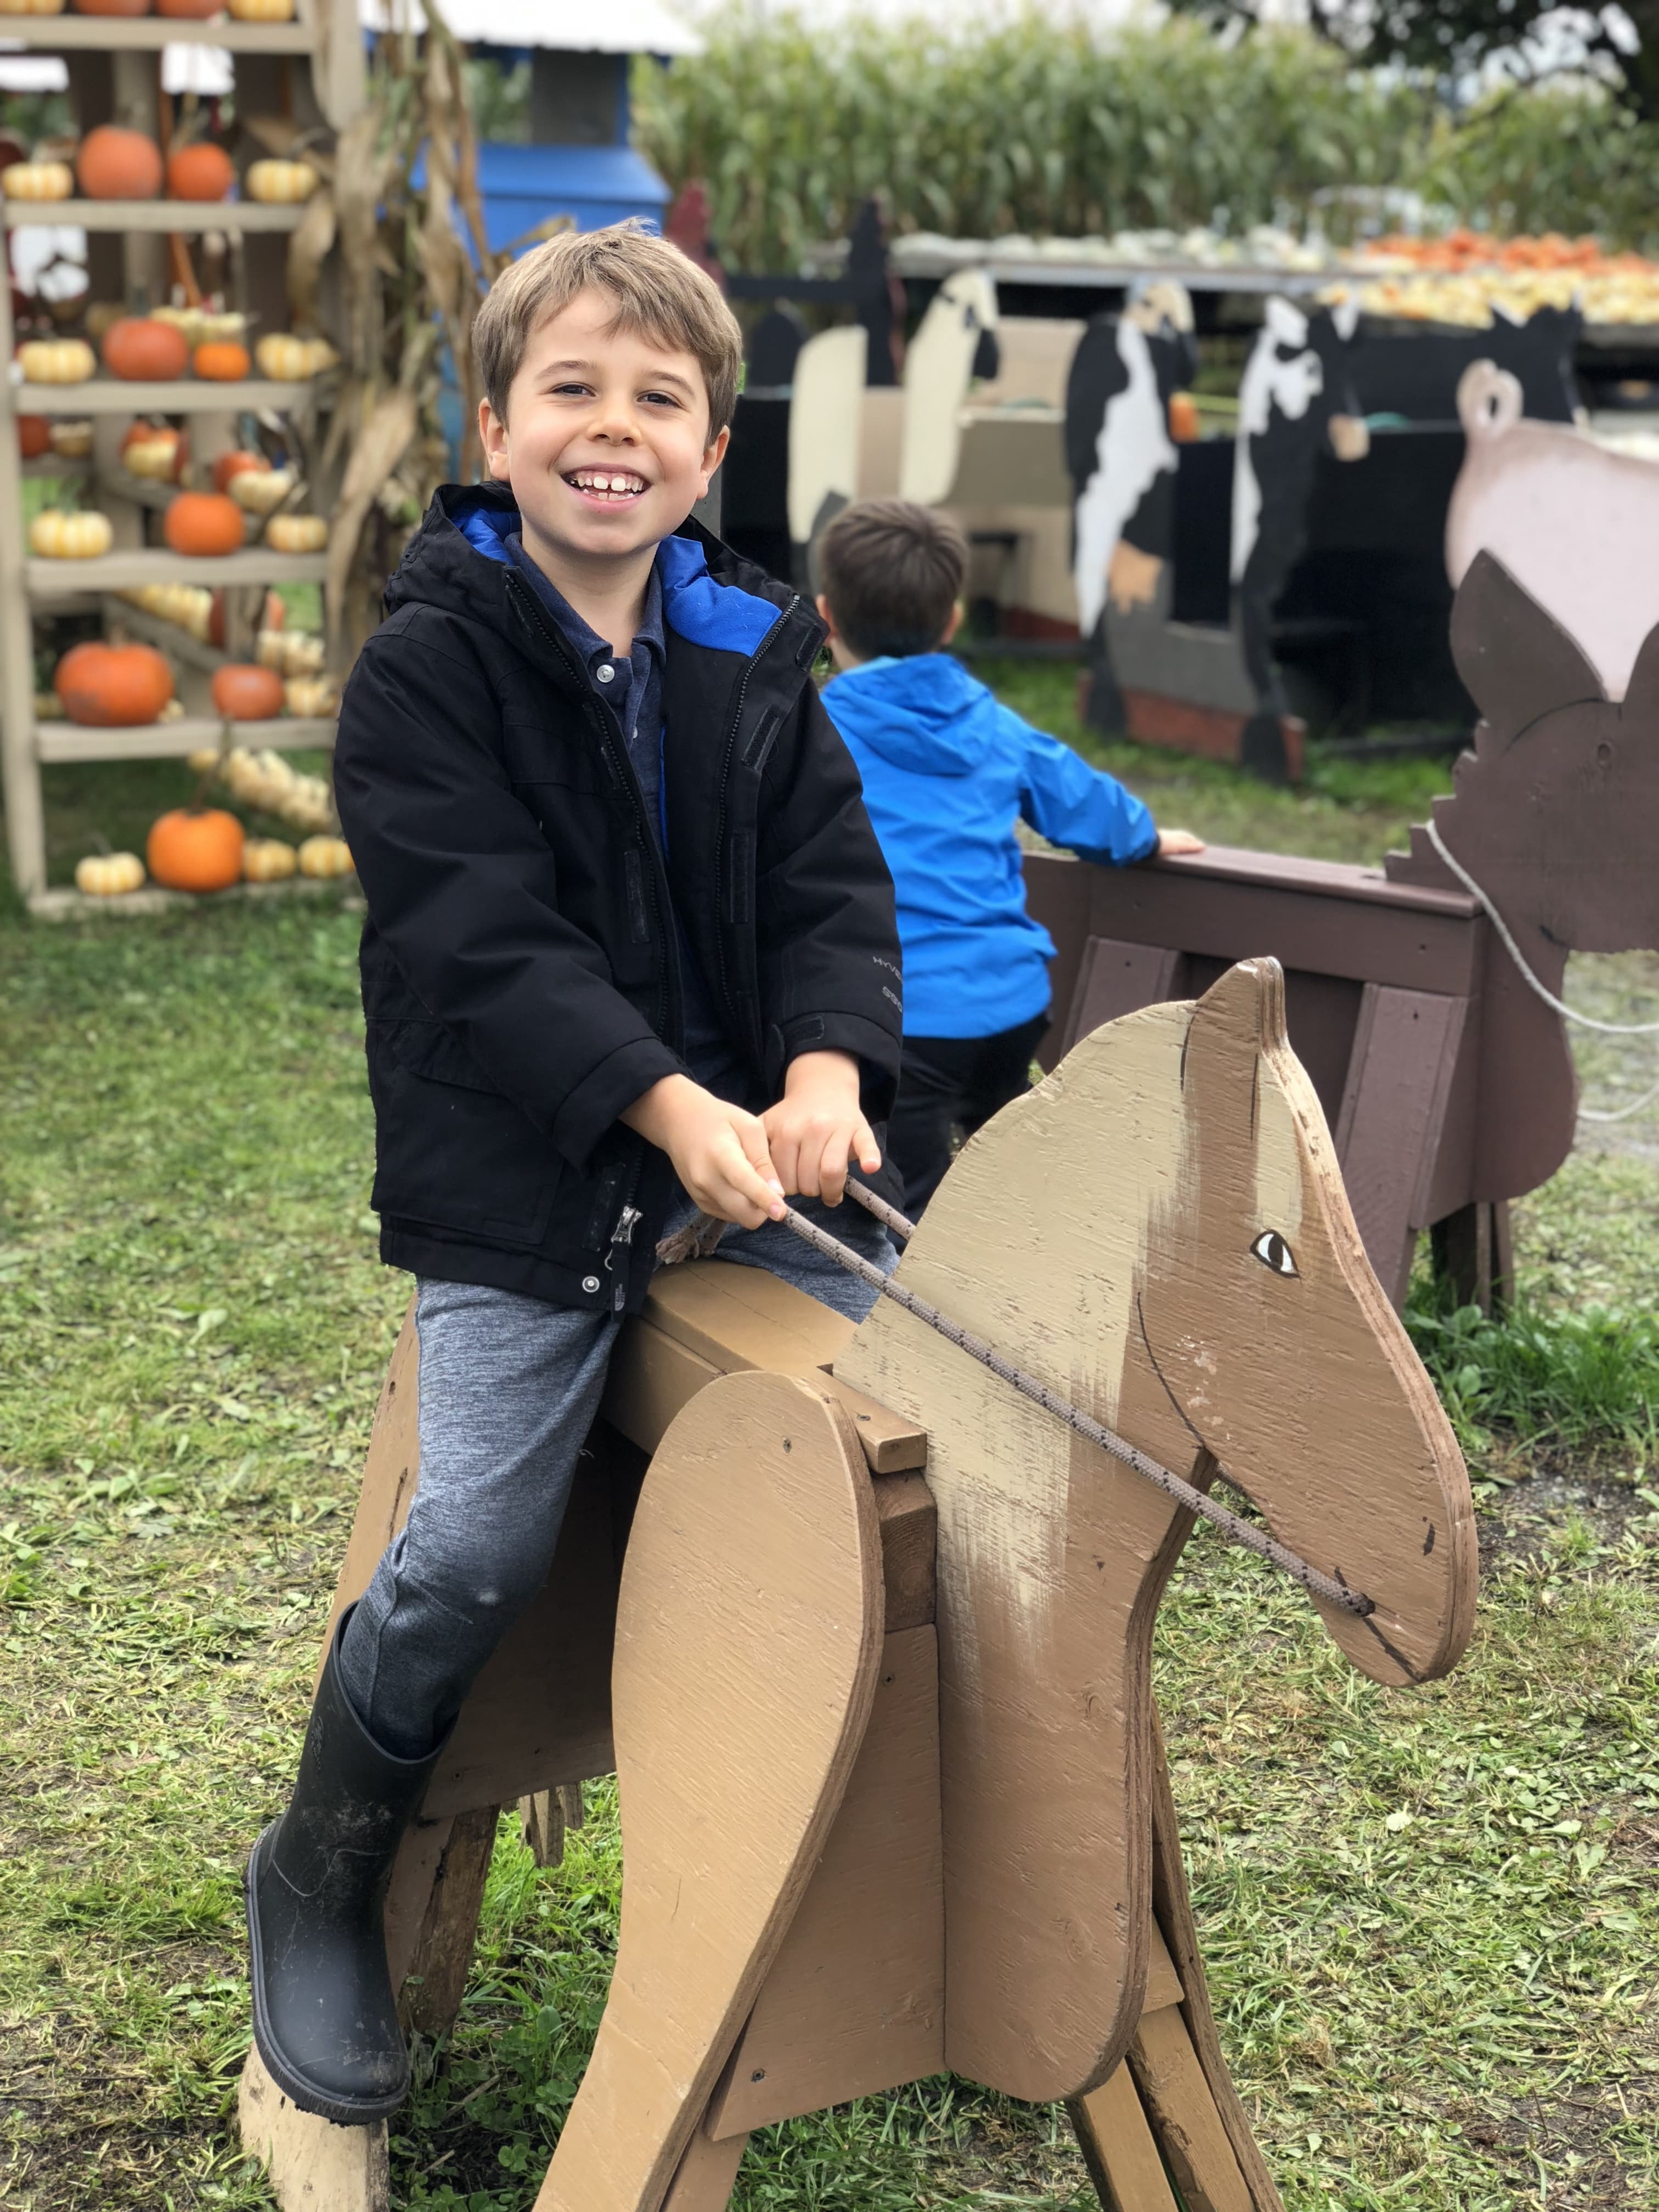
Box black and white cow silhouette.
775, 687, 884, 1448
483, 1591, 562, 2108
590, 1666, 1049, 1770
1231, 297, 1369, 757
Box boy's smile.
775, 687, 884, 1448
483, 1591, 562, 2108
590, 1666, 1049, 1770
479, 285, 729, 645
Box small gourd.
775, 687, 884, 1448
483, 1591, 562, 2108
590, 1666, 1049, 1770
229, 466, 296, 516
298, 835, 353, 879
121, 421, 187, 481
55, 640, 174, 725
75, 852, 147, 896
163, 491, 245, 557
17, 336, 95, 384
157, 0, 225, 15
193, 340, 251, 382
49, 419, 94, 458
30, 508, 114, 559
103, 315, 191, 381
214, 450, 270, 495
257, 626, 325, 677
74, 0, 155, 15
119, 582, 216, 641
0, 1, 70, 17
228, 0, 295, 17
148, 809, 246, 895
284, 676, 338, 719
245, 160, 319, 205
211, 662, 286, 721
242, 838, 298, 883
266, 512, 327, 552
255, 332, 338, 381
2, 160, 73, 200
76, 125, 164, 202
165, 142, 234, 202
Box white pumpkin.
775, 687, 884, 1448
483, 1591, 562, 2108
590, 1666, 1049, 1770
298, 835, 353, 879
265, 513, 328, 552
75, 851, 146, 896
30, 509, 114, 559
246, 160, 320, 205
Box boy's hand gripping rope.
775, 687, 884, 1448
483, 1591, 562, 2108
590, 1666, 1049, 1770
658, 1182, 1374, 1619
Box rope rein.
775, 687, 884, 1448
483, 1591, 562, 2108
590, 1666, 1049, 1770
1424, 818, 1659, 1124
760, 1179, 1373, 1619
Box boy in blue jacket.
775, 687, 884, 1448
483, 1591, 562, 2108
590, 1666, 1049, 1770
819, 498, 1202, 1216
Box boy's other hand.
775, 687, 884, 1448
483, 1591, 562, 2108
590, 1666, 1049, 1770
1157, 827, 1205, 857
622, 1074, 785, 1228
763, 1050, 879, 1209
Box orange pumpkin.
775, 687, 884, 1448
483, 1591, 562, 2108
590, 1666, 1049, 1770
211, 662, 285, 721
17, 414, 49, 458
166, 142, 234, 202
54, 640, 174, 727
103, 316, 190, 381
1167, 391, 1200, 444
212, 449, 269, 495
163, 491, 245, 557
73, 1, 154, 15
192, 340, 250, 382
157, 0, 222, 16
148, 808, 245, 894
76, 125, 163, 201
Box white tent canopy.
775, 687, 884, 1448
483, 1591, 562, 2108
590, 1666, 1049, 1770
358, 0, 703, 55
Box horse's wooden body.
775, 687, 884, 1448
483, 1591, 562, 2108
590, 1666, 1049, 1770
241, 962, 1475, 2211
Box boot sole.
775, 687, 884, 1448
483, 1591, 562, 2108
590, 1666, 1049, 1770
245, 1822, 410, 2129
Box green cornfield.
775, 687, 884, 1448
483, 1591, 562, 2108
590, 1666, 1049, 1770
625, 10, 1659, 270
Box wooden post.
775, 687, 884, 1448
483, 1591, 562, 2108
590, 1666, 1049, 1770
0, 262, 46, 899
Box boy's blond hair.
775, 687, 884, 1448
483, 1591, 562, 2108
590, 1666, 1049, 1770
474, 220, 743, 438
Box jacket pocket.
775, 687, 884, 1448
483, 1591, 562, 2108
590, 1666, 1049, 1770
366, 1020, 559, 1248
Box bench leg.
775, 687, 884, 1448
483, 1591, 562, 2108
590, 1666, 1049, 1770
398, 1804, 500, 2036
238, 2043, 391, 2212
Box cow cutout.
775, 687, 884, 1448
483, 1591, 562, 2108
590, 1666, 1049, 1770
1069, 296, 1368, 781
1446, 359, 1659, 701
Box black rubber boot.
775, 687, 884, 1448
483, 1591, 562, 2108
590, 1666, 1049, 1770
245, 1610, 442, 2124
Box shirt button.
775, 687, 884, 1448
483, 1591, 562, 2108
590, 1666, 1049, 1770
596, 664, 614, 684
582, 1274, 601, 1294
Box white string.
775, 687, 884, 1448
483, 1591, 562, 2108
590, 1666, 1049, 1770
1423, 817, 1659, 1124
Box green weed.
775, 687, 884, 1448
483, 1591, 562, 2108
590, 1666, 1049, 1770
1409, 1295, 1659, 1462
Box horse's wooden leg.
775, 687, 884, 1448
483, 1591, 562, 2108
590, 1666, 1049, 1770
520, 1780, 586, 1867
1127, 2010, 1253, 2212
1145, 1705, 1286, 2212
237, 2044, 390, 2212
398, 1803, 500, 2035
533, 1373, 883, 2212
659, 2112, 749, 2211
1068, 2063, 1178, 2210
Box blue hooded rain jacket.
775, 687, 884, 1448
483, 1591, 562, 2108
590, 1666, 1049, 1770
822, 653, 1157, 1039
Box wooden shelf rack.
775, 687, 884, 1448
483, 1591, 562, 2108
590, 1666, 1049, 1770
0, 0, 361, 905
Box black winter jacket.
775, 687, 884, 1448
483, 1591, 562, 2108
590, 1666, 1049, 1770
332, 484, 904, 1315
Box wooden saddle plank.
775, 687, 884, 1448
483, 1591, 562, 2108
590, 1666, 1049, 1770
1333, 983, 1469, 1308
534, 1370, 884, 2212
705, 1622, 946, 2138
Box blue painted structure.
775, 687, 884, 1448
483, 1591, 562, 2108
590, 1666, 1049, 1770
474, 142, 670, 252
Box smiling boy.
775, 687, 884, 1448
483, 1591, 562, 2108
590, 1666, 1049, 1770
243, 224, 903, 2124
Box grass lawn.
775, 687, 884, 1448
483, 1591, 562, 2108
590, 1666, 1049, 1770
3, 705, 1657, 2210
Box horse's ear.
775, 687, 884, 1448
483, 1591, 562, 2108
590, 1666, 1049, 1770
1184, 959, 1286, 1097
1452, 551, 1602, 732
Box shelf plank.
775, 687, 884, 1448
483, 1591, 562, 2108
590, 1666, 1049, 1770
12, 377, 322, 415
2, 198, 310, 234
29, 547, 328, 592
0, 17, 315, 56
35, 715, 335, 765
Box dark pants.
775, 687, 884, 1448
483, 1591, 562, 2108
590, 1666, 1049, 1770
887, 1011, 1050, 1219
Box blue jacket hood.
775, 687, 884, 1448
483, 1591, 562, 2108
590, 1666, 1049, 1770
825, 653, 998, 777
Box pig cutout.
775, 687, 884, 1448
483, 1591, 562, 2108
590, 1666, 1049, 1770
1446, 362, 1659, 700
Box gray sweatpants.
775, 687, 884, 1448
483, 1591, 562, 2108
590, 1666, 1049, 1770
337, 1195, 895, 1758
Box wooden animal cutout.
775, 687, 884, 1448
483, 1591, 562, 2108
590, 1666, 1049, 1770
899, 266, 999, 506
1389, 548, 1659, 1196
1066, 283, 1198, 641
1446, 361, 1659, 700
840, 958, 1474, 2099
786, 321, 868, 585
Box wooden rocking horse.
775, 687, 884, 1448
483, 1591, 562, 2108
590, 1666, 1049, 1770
240, 959, 1476, 2210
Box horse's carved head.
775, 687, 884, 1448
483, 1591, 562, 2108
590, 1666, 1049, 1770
1136, 962, 1474, 1688
1438, 550, 1659, 958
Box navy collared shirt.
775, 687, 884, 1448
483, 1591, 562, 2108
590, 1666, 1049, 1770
506, 536, 739, 1092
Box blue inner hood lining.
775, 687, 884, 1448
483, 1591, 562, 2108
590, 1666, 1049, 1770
454, 494, 781, 658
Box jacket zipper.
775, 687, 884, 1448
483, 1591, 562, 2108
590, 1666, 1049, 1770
504, 571, 681, 1046
712, 595, 802, 1035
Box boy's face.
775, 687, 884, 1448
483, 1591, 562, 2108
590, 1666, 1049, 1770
480, 286, 728, 569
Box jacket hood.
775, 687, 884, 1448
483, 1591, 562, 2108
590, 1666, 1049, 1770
822, 653, 1000, 777
383, 482, 809, 662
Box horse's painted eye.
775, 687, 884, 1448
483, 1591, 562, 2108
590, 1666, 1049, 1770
1251, 1229, 1298, 1277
